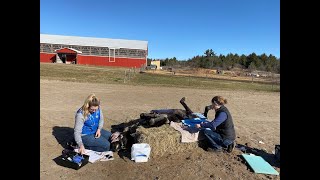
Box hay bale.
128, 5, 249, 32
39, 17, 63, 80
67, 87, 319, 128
134, 124, 200, 158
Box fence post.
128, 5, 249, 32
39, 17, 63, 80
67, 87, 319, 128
271, 73, 274, 91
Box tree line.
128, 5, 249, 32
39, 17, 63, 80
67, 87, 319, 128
148, 49, 280, 73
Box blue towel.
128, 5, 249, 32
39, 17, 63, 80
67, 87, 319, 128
191, 113, 207, 119
182, 118, 208, 127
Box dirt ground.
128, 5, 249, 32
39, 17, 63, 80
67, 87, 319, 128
146, 68, 280, 84
40, 79, 280, 180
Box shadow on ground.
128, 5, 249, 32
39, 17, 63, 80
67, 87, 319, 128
236, 143, 280, 169
52, 126, 75, 149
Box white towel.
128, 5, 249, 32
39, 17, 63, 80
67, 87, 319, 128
170, 122, 205, 143
74, 149, 114, 163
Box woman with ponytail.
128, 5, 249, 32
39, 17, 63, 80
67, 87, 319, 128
196, 96, 236, 153
74, 93, 112, 154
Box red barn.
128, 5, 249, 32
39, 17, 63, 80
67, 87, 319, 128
40, 34, 148, 68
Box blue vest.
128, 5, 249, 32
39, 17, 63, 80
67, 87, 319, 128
77, 108, 101, 135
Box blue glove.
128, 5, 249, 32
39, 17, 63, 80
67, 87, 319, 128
72, 154, 84, 164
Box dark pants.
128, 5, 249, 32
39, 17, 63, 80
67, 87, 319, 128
203, 129, 233, 150
82, 129, 112, 152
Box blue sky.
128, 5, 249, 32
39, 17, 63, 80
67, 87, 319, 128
40, 0, 280, 60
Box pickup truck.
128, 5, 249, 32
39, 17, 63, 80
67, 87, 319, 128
145, 64, 157, 70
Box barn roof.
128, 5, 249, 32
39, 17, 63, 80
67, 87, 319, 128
40, 34, 148, 50
55, 47, 82, 54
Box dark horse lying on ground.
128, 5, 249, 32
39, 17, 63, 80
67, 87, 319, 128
110, 97, 211, 152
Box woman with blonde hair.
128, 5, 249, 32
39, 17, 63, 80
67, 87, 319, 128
74, 93, 112, 154
196, 96, 236, 153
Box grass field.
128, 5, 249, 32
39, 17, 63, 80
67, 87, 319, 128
40, 63, 280, 92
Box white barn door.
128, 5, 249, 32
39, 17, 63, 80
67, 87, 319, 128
109, 48, 115, 62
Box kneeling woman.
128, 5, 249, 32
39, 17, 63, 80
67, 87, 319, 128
74, 94, 112, 154
196, 96, 236, 153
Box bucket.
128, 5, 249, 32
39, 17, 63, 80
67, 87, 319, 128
131, 143, 151, 162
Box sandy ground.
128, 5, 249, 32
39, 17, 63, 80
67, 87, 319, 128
145, 69, 280, 84
40, 79, 280, 180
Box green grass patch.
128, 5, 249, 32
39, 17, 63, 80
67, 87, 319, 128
40, 63, 279, 92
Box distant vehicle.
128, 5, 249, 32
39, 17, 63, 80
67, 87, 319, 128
146, 64, 157, 70
251, 72, 260, 77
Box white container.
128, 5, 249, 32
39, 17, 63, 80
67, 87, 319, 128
131, 143, 151, 163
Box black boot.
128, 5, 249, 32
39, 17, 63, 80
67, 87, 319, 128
226, 142, 236, 153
